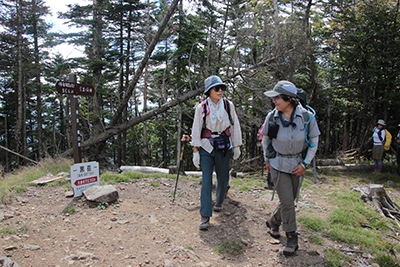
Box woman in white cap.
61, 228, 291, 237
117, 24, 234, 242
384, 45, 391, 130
260, 81, 320, 256
190, 75, 242, 230
372, 119, 386, 174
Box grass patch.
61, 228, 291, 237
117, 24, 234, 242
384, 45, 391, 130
100, 171, 187, 185
238, 185, 252, 192
0, 157, 73, 204
215, 240, 243, 255
324, 247, 352, 267
372, 253, 400, 267
306, 234, 324, 245
150, 180, 160, 187
63, 206, 76, 214
298, 188, 400, 265
0, 224, 28, 235
298, 215, 327, 232
230, 177, 265, 190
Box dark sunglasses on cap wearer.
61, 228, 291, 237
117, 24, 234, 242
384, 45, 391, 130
213, 86, 226, 92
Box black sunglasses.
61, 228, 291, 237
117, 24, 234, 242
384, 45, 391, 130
213, 86, 226, 92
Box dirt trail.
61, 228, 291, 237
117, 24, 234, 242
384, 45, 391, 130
0, 175, 348, 266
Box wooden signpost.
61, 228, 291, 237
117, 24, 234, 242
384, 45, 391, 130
56, 74, 96, 163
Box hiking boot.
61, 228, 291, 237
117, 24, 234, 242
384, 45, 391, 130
264, 184, 274, 190
199, 216, 210, 230
265, 217, 280, 239
225, 185, 231, 197
283, 232, 298, 256
213, 203, 223, 212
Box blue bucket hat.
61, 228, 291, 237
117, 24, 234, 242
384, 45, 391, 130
204, 75, 226, 94
264, 81, 298, 98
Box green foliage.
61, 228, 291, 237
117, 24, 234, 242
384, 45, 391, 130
97, 202, 108, 210
298, 215, 327, 232
0, 224, 28, 235
238, 185, 252, 192
63, 206, 76, 214
296, 185, 400, 265
0, 157, 73, 204
11, 185, 27, 193
100, 171, 181, 185
150, 180, 160, 187
215, 240, 243, 255
324, 247, 352, 267
230, 178, 265, 190
372, 253, 400, 267
306, 234, 324, 245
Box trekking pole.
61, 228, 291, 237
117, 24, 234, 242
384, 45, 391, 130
172, 141, 185, 203
313, 157, 317, 184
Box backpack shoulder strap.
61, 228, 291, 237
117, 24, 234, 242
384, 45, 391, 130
202, 100, 207, 129
301, 105, 317, 147
378, 128, 384, 141
302, 111, 310, 136
268, 109, 277, 123
224, 98, 234, 125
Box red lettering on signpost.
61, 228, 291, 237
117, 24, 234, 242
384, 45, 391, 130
74, 176, 98, 186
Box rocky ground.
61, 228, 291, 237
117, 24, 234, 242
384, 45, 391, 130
0, 171, 391, 267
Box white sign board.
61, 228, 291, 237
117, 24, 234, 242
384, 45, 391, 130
70, 161, 100, 197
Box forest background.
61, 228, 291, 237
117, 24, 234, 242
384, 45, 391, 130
0, 0, 399, 173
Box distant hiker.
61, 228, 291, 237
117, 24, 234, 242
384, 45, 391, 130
396, 124, 400, 175
190, 75, 243, 230
260, 81, 320, 256
372, 119, 386, 174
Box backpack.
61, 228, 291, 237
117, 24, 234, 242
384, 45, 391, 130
384, 129, 392, 151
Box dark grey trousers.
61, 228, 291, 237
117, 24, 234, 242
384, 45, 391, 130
270, 168, 300, 233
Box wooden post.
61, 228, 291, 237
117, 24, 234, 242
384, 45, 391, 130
69, 74, 81, 163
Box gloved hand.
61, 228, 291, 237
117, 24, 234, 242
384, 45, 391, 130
232, 147, 241, 160
193, 152, 200, 168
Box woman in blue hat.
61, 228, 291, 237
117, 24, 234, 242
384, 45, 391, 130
260, 81, 320, 256
190, 75, 242, 230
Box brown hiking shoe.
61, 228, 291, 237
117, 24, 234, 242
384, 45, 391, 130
283, 232, 298, 256
265, 217, 280, 239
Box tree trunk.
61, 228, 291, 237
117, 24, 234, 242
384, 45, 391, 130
33, 0, 43, 159
142, 0, 151, 166
325, 98, 331, 155
16, 0, 25, 165
117, 0, 124, 167
61, 87, 203, 158
109, 0, 180, 128
92, 0, 104, 137
358, 184, 400, 232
